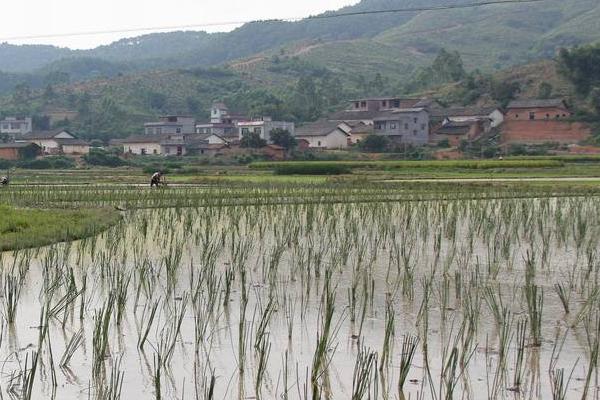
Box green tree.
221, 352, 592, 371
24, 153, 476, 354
148, 92, 167, 110
491, 80, 520, 107
590, 87, 600, 116
558, 45, 600, 96
240, 132, 267, 148
359, 134, 389, 152
269, 128, 297, 149
537, 82, 553, 99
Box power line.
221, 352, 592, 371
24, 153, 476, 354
0, 0, 546, 42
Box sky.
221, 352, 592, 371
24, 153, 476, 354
0, 0, 358, 49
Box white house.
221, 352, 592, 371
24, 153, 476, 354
237, 117, 295, 142
294, 120, 351, 149
1, 117, 32, 136
16, 129, 90, 155
120, 135, 164, 155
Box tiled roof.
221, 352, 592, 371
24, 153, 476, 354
295, 120, 349, 137
435, 121, 473, 135
431, 107, 499, 118
0, 142, 40, 149
17, 129, 75, 140
507, 99, 567, 109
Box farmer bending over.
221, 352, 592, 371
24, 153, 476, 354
150, 171, 162, 187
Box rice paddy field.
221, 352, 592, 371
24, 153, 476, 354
1, 179, 600, 399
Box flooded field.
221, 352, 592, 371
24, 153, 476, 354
1, 195, 600, 399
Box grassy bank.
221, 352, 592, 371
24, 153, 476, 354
0, 205, 121, 251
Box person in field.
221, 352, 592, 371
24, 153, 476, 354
0, 176, 8, 186
150, 171, 162, 187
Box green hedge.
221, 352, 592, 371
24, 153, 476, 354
251, 159, 564, 171
274, 163, 352, 175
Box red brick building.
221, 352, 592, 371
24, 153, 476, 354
0, 142, 41, 160
505, 99, 571, 121
501, 99, 591, 144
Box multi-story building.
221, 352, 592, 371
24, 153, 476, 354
144, 115, 196, 135
196, 101, 248, 140
1, 117, 32, 136
372, 108, 430, 145
237, 117, 295, 142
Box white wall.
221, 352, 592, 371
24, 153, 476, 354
62, 145, 90, 155
124, 142, 162, 155
297, 130, 348, 149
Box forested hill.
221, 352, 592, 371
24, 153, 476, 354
2, 0, 600, 76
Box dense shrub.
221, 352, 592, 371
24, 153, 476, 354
83, 149, 128, 167
18, 156, 75, 169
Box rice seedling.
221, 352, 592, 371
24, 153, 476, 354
352, 346, 379, 400
0, 182, 599, 398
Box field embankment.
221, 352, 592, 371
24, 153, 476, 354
0, 204, 121, 251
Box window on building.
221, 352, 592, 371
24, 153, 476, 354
515, 114, 519, 119
254, 128, 262, 135
391, 100, 400, 108
153, 149, 158, 155
177, 146, 183, 156
168, 116, 177, 122
413, 117, 418, 123
390, 123, 396, 129
354, 102, 360, 109
382, 100, 387, 107
421, 124, 426, 130
165, 148, 170, 154
545, 114, 550, 119
555, 114, 560, 119
318, 141, 322, 146
529, 112, 535, 120
404, 123, 409, 130
141, 148, 146, 155
176, 128, 181, 133
562, 114, 567, 117
360, 101, 367, 108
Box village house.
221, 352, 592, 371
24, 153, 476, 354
294, 120, 352, 149
120, 134, 165, 155
347, 122, 374, 144
119, 133, 228, 156
431, 107, 504, 129
237, 117, 295, 142
505, 99, 571, 121
144, 115, 196, 135
432, 120, 490, 146
196, 102, 248, 140
0, 142, 41, 160
372, 108, 430, 145
1, 117, 32, 136
330, 97, 440, 123
500, 99, 591, 144
16, 129, 90, 155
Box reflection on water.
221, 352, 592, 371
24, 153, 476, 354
0, 196, 599, 399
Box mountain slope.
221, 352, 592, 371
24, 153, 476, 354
3, 0, 600, 77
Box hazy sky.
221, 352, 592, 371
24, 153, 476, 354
0, 0, 357, 49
